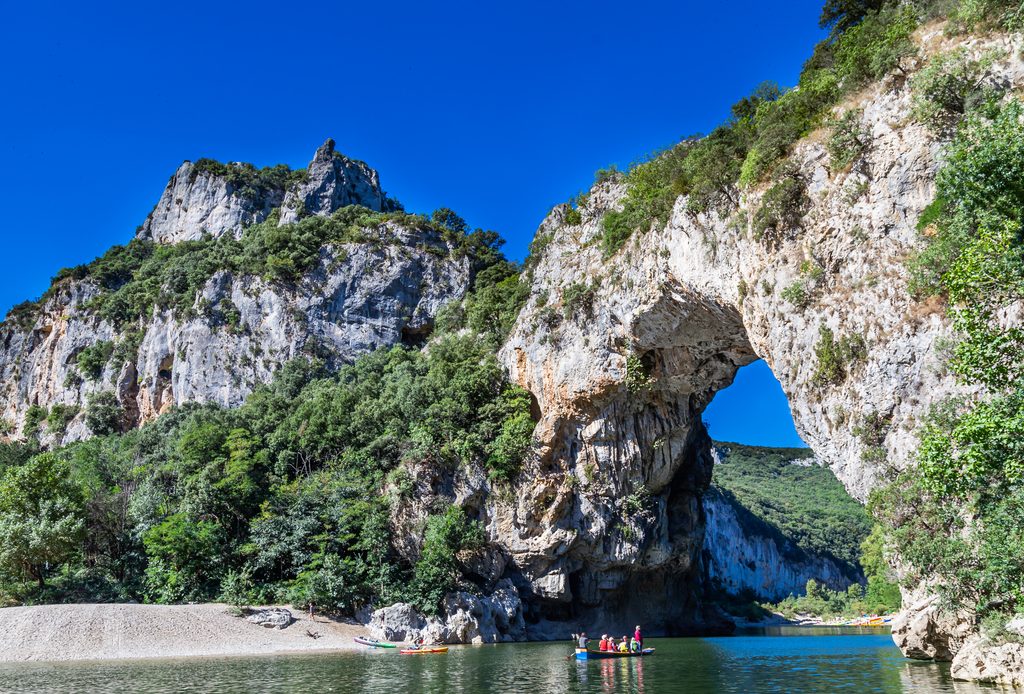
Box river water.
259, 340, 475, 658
0, 627, 993, 693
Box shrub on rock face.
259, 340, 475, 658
753, 168, 810, 246
84, 391, 123, 436
76, 341, 114, 381
827, 109, 869, 171
911, 48, 1004, 134
409, 506, 484, 616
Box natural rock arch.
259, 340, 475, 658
494, 83, 967, 631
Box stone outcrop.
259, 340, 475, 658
0, 144, 470, 444
702, 487, 858, 602
137, 138, 390, 244
492, 25, 1023, 654
245, 607, 293, 629
891, 594, 975, 661
365, 579, 527, 644
952, 636, 1024, 686
137, 161, 285, 244
279, 138, 393, 224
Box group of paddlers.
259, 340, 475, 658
574, 625, 643, 652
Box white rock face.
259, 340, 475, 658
365, 579, 527, 644
137, 161, 284, 244
952, 636, 1024, 686
702, 488, 857, 602
0, 150, 470, 443
279, 139, 391, 225
495, 26, 1023, 659
138, 139, 390, 245
890, 594, 975, 661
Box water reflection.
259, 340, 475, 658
0, 629, 999, 694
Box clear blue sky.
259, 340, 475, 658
0, 0, 823, 447
704, 360, 807, 448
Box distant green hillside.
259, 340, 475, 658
711, 441, 873, 574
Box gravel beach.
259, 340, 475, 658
0, 604, 367, 662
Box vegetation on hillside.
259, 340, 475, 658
712, 442, 871, 571
597, 0, 1022, 258
875, 95, 1024, 629
708, 442, 901, 622
710, 442, 901, 620
2, 200, 500, 333
0, 237, 532, 615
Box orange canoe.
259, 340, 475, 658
400, 647, 449, 654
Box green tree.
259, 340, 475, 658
85, 391, 123, 436
142, 513, 225, 603
409, 506, 484, 615
0, 454, 85, 587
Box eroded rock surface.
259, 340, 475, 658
952, 636, 1024, 686
494, 26, 1022, 651
365, 579, 527, 644
0, 144, 470, 444
702, 487, 858, 602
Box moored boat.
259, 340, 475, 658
354, 636, 397, 648
400, 646, 449, 655
575, 647, 655, 660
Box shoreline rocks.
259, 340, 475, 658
365, 579, 527, 645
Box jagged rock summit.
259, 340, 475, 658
279, 138, 393, 225
138, 138, 391, 245
0, 141, 471, 443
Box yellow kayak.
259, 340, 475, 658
400, 646, 449, 654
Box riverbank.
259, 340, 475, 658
0, 603, 367, 662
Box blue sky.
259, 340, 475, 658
0, 0, 822, 447
704, 360, 807, 448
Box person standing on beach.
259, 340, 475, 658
309, 603, 315, 622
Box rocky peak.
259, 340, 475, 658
278, 138, 390, 224
137, 139, 392, 245
137, 160, 286, 244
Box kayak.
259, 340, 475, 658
354, 636, 397, 648
400, 647, 449, 655
575, 647, 655, 660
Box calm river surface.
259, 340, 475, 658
0, 627, 996, 693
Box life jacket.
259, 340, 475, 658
598, 639, 607, 651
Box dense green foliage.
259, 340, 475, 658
0, 298, 534, 611
711, 442, 872, 571
711, 443, 901, 619
188, 159, 307, 197
877, 90, 1024, 626
76, 341, 114, 381
3, 203, 504, 331
0, 454, 85, 588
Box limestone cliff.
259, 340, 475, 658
702, 487, 857, 602
0, 141, 470, 445
494, 28, 1022, 639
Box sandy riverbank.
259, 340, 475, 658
0, 603, 370, 662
